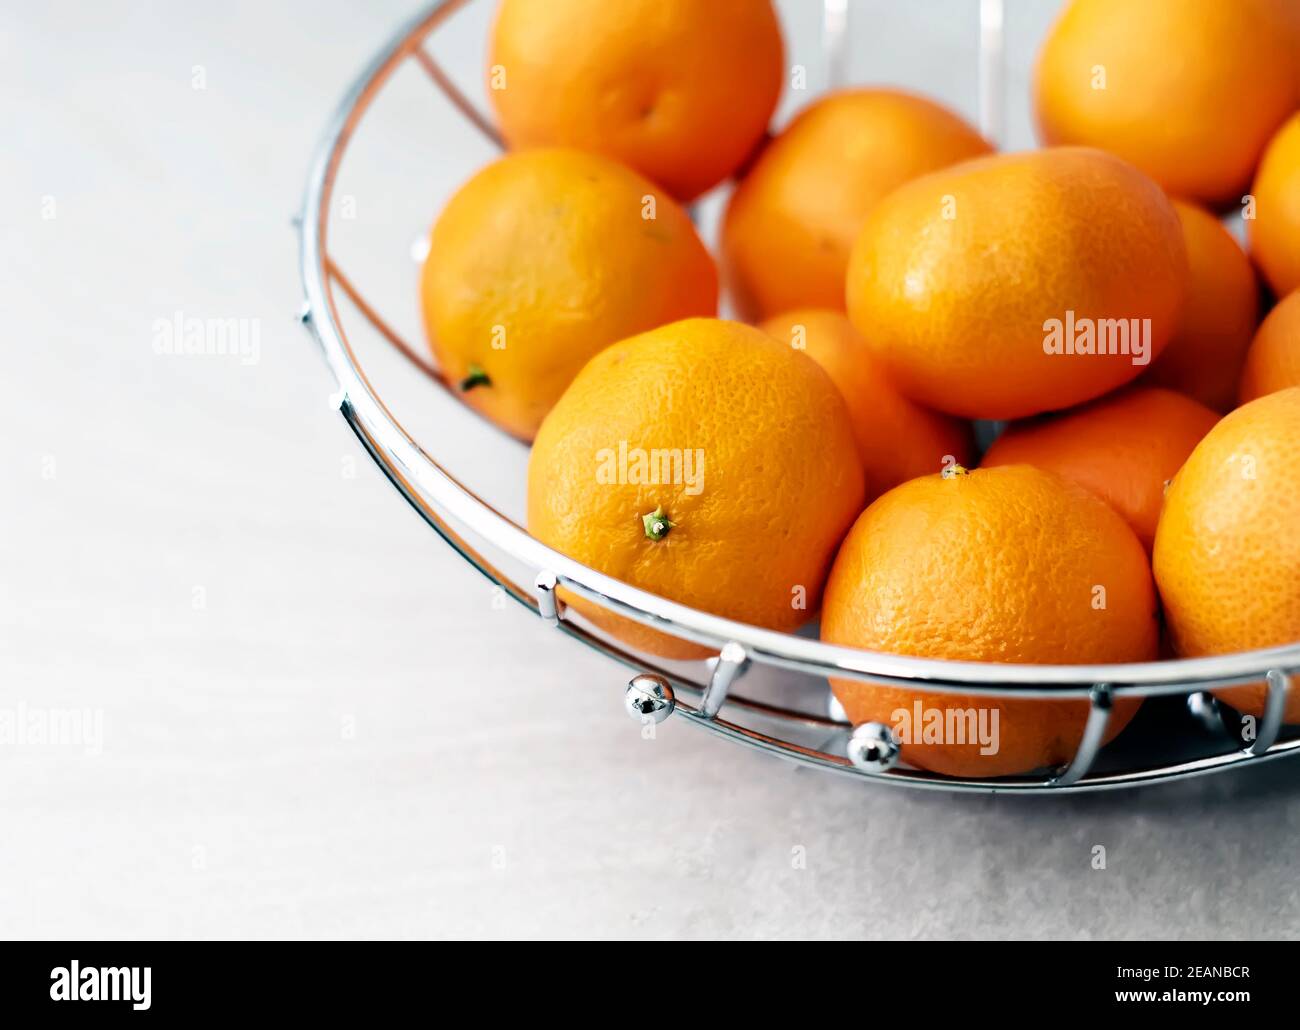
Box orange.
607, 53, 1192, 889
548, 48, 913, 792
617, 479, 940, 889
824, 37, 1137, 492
822, 465, 1156, 778
757, 309, 973, 498
487, 0, 783, 202
1247, 113, 1300, 298
1142, 201, 1260, 411
845, 147, 1188, 420
528, 318, 864, 660
1034, 0, 1298, 206
1240, 290, 1300, 402
1289, 1, 1300, 93
722, 90, 991, 320
420, 148, 717, 441
982, 387, 1218, 552
1154, 388, 1300, 721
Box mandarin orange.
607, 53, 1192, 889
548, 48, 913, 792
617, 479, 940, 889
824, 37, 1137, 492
723, 90, 990, 320
528, 318, 864, 660
1034, 0, 1298, 206
845, 147, 1188, 420
420, 148, 716, 440
758, 309, 972, 498
982, 387, 1219, 551
488, 0, 783, 201
1248, 113, 1300, 298
1154, 388, 1300, 721
822, 465, 1156, 778
1239, 290, 1300, 402
1142, 201, 1259, 411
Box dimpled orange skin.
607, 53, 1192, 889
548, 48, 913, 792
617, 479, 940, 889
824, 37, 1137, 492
488, 0, 783, 203
982, 387, 1219, 553
528, 319, 864, 660
757, 309, 973, 499
1248, 114, 1300, 299
420, 148, 717, 441
722, 90, 991, 321
845, 147, 1189, 420
1240, 291, 1300, 402
1034, 0, 1299, 207
1142, 202, 1260, 412
1154, 388, 1300, 721
822, 466, 1155, 778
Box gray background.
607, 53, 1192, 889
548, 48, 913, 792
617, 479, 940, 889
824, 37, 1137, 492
4, 0, 1296, 940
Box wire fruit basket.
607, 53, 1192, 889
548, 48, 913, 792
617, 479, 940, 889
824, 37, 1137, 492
297, 0, 1300, 793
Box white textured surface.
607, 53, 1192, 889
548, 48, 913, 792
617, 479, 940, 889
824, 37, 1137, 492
5, 0, 1300, 940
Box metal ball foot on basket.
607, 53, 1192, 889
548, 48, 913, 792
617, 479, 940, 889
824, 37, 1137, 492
625, 675, 675, 725
846, 723, 900, 774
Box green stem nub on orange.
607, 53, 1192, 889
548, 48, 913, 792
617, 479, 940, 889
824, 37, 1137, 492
641, 506, 676, 541
459, 364, 491, 392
